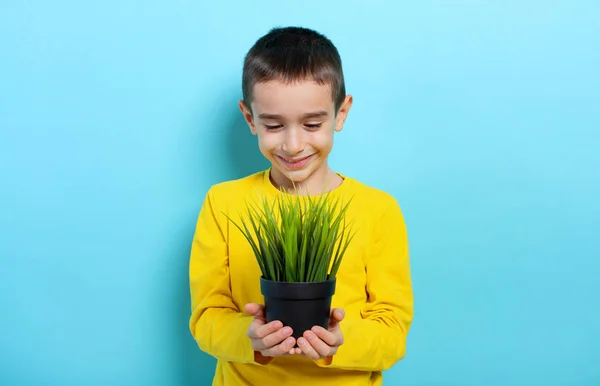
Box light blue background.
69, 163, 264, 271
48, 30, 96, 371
1, 1, 599, 385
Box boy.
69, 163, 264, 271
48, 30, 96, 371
189, 26, 413, 385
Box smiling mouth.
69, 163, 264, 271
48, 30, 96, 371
276, 154, 315, 170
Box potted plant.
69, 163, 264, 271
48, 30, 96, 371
226, 186, 355, 340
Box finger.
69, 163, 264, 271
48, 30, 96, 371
248, 319, 281, 339
304, 330, 336, 357
332, 308, 345, 321
297, 336, 321, 360
246, 318, 265, 341
244, 303, 265, 320
312, 325, 342, 347
262, 336, 296, 357
257, 325, 294, 350
329, 308, 344, 328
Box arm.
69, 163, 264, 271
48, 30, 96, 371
316, 198, 414, 371
188, 188, 259, 364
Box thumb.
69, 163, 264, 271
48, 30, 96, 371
244, 303, 265, 319
329, 308, 345, 327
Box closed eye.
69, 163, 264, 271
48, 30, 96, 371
305, 123, 322, 129
264, 124, 283, 130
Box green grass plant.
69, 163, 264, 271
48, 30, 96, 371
226, 186, 355, 283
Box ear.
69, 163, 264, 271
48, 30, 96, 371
334, 94, 353, 132
239, 100, 257, 135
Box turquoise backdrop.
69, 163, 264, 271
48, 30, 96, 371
1, 1, 599, 385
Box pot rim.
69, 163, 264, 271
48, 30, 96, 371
260, 276, 336, 300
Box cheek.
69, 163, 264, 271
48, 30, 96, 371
257, 133, 278, 154
312, 130, 334, 152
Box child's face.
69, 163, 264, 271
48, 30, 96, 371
239, 78, 352, 189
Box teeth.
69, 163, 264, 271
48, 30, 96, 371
281, 155, 308, 163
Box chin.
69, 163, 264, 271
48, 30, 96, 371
279, 168, 308, 181
271, 165, 308, 183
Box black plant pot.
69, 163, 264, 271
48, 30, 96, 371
260, 277, 336, 341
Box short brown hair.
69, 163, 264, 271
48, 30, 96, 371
242, 26, 346, 114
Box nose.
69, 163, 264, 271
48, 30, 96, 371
282, 127, 304, 155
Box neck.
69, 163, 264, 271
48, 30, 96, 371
269, 167, 342, 196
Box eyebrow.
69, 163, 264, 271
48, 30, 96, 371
258, 111, 329, 120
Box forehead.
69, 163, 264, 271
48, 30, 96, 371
251, 79, 334, 116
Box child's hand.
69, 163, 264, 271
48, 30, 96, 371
297, 308, 345, 361
244, 303, 300, 359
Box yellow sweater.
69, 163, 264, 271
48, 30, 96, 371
189, 169, 413, 385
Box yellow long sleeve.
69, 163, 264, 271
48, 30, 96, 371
188, 170, 414, 386
316, 198, 413, 371
188, 188, 259, 364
